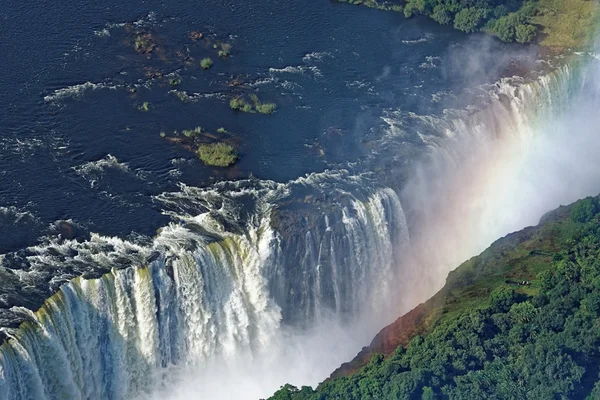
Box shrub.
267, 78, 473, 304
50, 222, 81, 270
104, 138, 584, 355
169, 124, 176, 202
230, 97, 255, 113
217, 127, 227, 134
490, 286, 517, 313
432, 4, 452, 25
200, 57, 214, 70
218, 43, 232, 58
196, 142, 238, 167
515, 24, 537, 43
493, 5, 509, 18
403, 2, 417, 18
489, 14, 518, 42
175, 91, 189, 102
169, 76, 181, 87
182, 126, 202, 138
255, 102, 277, 114
571, 198, 598, 223
454, 8, 486, 33
138, 101, 150, 112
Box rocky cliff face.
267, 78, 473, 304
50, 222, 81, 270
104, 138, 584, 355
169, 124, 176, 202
329, 202, 574, 380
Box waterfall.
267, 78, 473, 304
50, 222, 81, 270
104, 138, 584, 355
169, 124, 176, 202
1, 55, 599, 399
0, 180, 408, 400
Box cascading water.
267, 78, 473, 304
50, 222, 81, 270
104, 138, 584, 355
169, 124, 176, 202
2, 54, 600, 400
0, 176, 408, 399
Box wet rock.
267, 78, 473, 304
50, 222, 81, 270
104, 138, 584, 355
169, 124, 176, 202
189, 31, 204, 41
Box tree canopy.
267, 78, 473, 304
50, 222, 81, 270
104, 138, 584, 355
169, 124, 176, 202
267, 195, 600, 399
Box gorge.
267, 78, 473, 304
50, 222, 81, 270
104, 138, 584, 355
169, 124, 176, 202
0, 1, 599, 399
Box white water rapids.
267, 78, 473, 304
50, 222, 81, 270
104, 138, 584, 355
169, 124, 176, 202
2, 55, 600, 399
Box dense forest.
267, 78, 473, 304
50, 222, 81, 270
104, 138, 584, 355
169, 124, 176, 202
337, 0, 542, 43
267, 195, 600, 399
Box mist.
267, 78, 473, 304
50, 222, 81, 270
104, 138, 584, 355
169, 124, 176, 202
149, 51, 600, 400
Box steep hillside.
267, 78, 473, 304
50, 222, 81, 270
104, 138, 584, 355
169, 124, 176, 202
268, 195, 600, 399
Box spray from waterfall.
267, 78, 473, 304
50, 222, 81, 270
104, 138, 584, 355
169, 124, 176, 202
1, 52, 600, 400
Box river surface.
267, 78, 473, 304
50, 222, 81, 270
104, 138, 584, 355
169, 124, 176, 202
1, 1, 568, 399
0, 0, 533, 252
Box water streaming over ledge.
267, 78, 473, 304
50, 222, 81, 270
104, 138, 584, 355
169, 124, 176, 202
1, 56, 599, 399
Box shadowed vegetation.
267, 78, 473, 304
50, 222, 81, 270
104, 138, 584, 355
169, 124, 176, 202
268, 195, 600, 399
335, 0, 599, 49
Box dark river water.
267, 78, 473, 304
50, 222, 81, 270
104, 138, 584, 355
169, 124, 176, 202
0, 0, 532, 253
7, 2, 591, 399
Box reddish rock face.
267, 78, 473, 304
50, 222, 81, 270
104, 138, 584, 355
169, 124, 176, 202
328, 303, 434, 379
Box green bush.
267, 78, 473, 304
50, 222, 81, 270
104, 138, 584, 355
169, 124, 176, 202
516, 23, 538, 43
571, 198, 598, 223
218, 43, 232, 58
404, 2, 417, 18
138, 101, 150, 112
230, 97, 255, 113
493, 5, 509, 18
255, 103, 277, 114
454, 7, 486, 33
432, 4, 452, 25
200, 57, 213, 70
196, 142, 238, 167
182, 126, 202, 138
488, 13, 520, 41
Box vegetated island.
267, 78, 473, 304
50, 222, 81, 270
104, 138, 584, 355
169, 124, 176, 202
268, 195, 600, 399
116, 23, 279, 168
161, 126, 239, 167
335, 0, 599, 51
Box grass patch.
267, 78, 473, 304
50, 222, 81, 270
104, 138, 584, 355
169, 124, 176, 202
230, 94, 277, 114
182, 126, 203, 138
532, 0, 600, 50
138, 101, 151, 112
200, 57, 214, 70
249, 94, 277, 114
255, 102, 277, 114
196, 142, 238, 167
218, 43, 232, 58
230, 97, 255, 113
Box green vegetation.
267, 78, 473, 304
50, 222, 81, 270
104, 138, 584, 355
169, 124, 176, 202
182, 126, 203, 138
250, 94, 277, 114
200, 57, 214, 70
230, 94, 277, 114
337, 0, 403, 12
268, 195, 600, 399
134, 33, 156, 54
173, 91, 189, 103
336, 0, 600, 48
217, 127, 228, 134
531, 0, 600, 50
255, 103, 277, 114
138, 101, 151, 112
168, 76, 181, 87
218, 43, 232, 58
230, 96, 254, 113
196, 142, 238, 167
